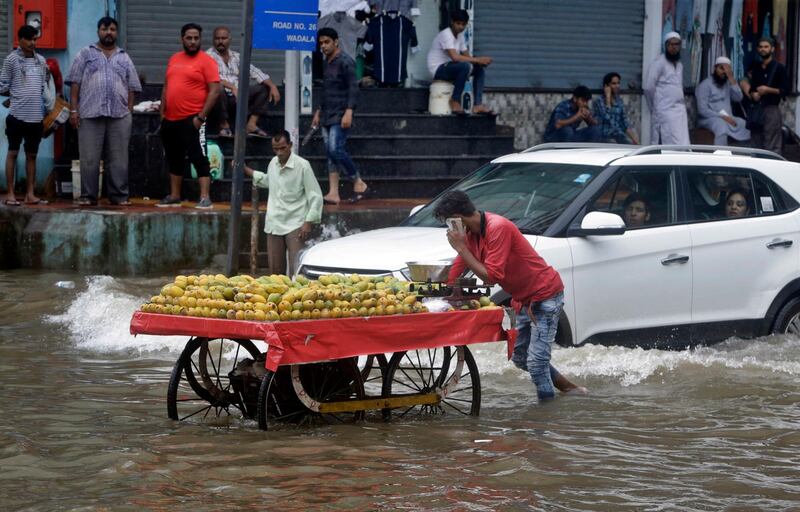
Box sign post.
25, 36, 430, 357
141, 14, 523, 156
226, 0, 319, 276
225, 0, 255, 277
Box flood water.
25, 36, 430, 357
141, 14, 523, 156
1, 269, 799, 511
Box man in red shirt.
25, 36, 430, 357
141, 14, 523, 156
157, 23, 221, 209
435, 190, 586, 400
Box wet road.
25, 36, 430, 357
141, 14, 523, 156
1, 270, 799, 510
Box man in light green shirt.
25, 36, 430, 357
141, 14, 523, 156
244, 130, 323, 275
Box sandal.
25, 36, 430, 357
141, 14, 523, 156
3, 198, 20, 206
218, 128, 233, 138
247, 128, 269, 138
24, 198, 49, 205
76, 198, 96, 206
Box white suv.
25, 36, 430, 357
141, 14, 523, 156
299, 144, 800, 348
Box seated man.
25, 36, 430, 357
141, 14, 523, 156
543, 86, 602, 143
426, 9, 492, 114
622, 192, 651, 227
695, 57, 750, 145
207, 26, 280, 137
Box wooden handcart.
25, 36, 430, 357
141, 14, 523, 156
130, 309, 515, 430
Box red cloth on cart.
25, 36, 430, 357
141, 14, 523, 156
130, 309, 512, 371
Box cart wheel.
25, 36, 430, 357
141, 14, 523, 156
167, 337, 262, 423
257, 358, 365, 431
382, 346, 480, 421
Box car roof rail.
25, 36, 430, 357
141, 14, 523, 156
625, 144, 786, 161
522, 142, 633, 153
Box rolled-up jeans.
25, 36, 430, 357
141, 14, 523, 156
511, 291, 565, 401
322, 124, 359, 180
433, 61, 485, 105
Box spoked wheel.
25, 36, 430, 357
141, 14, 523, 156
257, 358, 365, 431
382, 345, 481, 421
167, 337, 262, 423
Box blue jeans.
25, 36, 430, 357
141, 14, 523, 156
433, 61, 485, 105
512, 292, 565, 401
543, 124, 602, 143
322, 124, 359, 180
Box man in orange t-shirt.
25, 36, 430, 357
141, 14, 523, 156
157, 23, 221, 209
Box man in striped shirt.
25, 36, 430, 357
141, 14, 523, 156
67, 16, 142, 206
1, 25, 48, 206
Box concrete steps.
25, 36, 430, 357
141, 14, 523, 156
128, 86, 515, 200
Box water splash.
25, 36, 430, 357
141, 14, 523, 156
45, 275, 187, 357
471, 337, 800, 387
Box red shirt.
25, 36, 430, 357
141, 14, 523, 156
164, 51, 219, 121
447, 212, 563, 307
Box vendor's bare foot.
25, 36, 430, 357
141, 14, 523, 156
24, 194, 46, 205
323, 194, 340, 205
472, 104, 493, 114
563, 386, 589, 396
449, 99, 464, 114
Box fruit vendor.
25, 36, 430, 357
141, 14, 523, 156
244, 130, 323, 276
434, 190, 587, 401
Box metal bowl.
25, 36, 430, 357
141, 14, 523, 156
405, 261, 454, 282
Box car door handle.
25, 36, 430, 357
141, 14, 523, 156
767, 239, 793, 249
661, 254, 689, 265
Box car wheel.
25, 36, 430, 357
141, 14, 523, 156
772, 297, 800, 335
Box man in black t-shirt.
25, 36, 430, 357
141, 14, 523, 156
740, 37, 788, 155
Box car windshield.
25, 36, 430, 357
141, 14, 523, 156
403, 162, 601, 234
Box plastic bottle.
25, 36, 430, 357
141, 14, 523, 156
55, 281, 75, 289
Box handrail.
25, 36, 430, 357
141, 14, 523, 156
523, 142, 786, 161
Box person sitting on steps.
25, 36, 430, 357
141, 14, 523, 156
426, 9, 492, 115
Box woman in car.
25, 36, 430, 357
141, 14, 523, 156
622, 192, 651, 227
725, 188, 752, 218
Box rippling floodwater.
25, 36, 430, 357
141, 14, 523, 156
1, 269, 799, 511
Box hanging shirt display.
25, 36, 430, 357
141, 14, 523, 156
364, 11, 418, 85
373, 0, 420, 18
319, 0, 370, 17
318, 11, 368, 61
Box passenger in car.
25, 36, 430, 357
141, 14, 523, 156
724, 188, 752, 218
622, 192, 651, 228
434, 190, 587, 401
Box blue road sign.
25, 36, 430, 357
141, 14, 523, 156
253, 0, 318, 51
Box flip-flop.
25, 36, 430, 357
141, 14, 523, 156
3, 199, 20, 206
323, 198, 339, 205
247, 128, 269, 138
25, 199, 48, 205
348, 188, 369, 203
218, 128, 234, 138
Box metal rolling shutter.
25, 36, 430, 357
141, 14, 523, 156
0, 0, 9, 56
121, 0, 285, 85
474, 0, 644, 89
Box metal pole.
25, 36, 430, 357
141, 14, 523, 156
225, 0, 255, 276
285, 50, 300, 148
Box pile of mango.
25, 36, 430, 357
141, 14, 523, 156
140, 273, 444, 322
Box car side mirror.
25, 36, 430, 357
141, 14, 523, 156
567, 211, 627, 237
409, 204, 425, 217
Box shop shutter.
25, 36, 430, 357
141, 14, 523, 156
121, 0, 285, 85
474, 0, 644, 89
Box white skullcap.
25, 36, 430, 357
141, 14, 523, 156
663, 31, 681, 43
715, 56, 731, 66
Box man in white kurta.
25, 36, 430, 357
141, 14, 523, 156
644, 32, 690, 145
695, 56, 750, 145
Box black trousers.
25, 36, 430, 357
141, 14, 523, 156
215, 86, 270, 125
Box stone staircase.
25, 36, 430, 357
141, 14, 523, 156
128, 86, 515, 201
